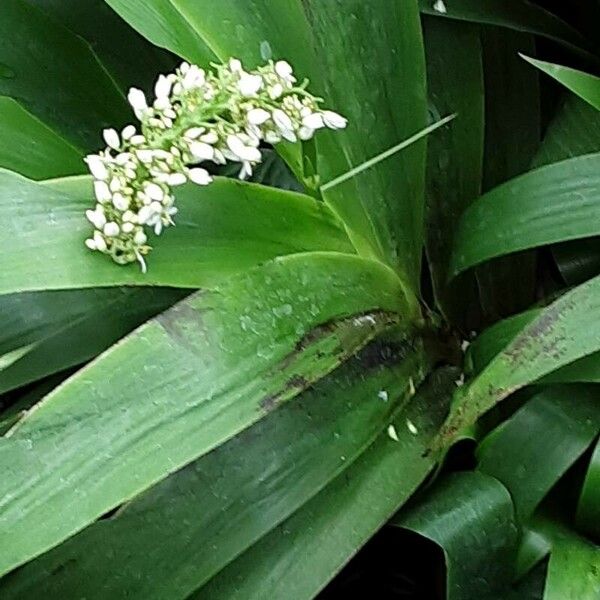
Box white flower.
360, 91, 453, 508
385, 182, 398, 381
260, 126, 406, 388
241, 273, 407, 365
137, 205, 154, 224
226, 134, 262, 162
188, 167, 212, 185
93, 180, 112, 203
184, 127, 205, 140
433, 0, 447, 14
229, 58, 242, 72
112, 193, 130, 211
167, 172, 187, 186
136, 149, 154, 164
145, 182, 164, 201
122, 125, 136, 140
274, 60, 294, 81
200, 131, 219, 144
182, 65, 205, 90
85, 155, 108, 180
93, 230, 107, 252
103, 222, 120, 237
103, 128, 120, 150
302, 113, 325, 130
322, 110, 348, 129
265, 130, 281, 144
85, 207, 107, 229
128, 88, 148, 117
238, 72, 263, 96
247, 108, 271, 125
298, 126, 314, 141
239, 161, 252, 180
268, 83, 283, 99
155, 74, 172, 99
272, 109, 296, 141
85, 57, 347, 271
189, 141, 215, 162
134, 230, 147, 245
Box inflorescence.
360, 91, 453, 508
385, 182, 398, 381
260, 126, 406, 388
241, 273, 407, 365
84, 58, 347, 271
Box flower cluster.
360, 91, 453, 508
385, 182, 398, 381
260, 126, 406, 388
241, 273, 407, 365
84, 58, 347, 271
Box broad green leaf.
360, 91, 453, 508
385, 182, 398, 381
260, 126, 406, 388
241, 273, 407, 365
418, 0, 588, 54
422, 16, 484, 326
0, 331, 431, 598
393, 471, 519, 600
577, 439, 600, 540
26, 0, 177, 93
515, 529, 552, 581
507, 561, 550, 600
477, 386, 600, 521
195, 368, 456, 600
535, 516, 600, 600
435, 273, 600, 448
467, 307, 600, 385
0, 252, 418, 576
534, 95, 600, 169
532, 94, 600, 286
0, 171, 353, 294
466, 309, 540, 374
450, 153, 600, 277
475, 29, 539, 319
0, 0, 129, 151
0, 374, 69, 436
0, 288, 187, 394
523, 56, 600, 112
106, 0, 429, 288
300, 0, 428, 287
0, 97, 83, 180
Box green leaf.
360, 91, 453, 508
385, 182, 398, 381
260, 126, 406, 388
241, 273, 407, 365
195, 368, 456, 600
0, 171, 353, 294
0, 97, 84, 180
577, 438, 600, 540
535, 516, 600, 600
300, 0, 428, 287
0, 0, 130, 151
435, 273, 600, 447
466, 309, 540, 374
105, 0, 429, 288
450, 153, 600, 277
475, 28, 539, 319
533, 95, 600, 169
393, 471, 519, 600
477, 386, 600, 521
467, 307, 600, 385
0, 288, 187, 394
26, 0, 177, 94
0, 252, 418, 577
418, 0, 589, 54
0, 331, 431, 598
522, 56, 600, 112
422, 16, 484, 326
0, 375, 68, 436
533, 93, 600, 286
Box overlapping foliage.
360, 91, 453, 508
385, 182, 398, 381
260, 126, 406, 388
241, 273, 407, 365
0, 1, 598, 598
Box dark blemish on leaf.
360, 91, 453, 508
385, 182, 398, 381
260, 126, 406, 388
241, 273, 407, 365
259, 374, 311, 413
157, 301, 209, 354
504, 300, 572, 365
356, 337, 414, 370
260, 391, 282, 413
